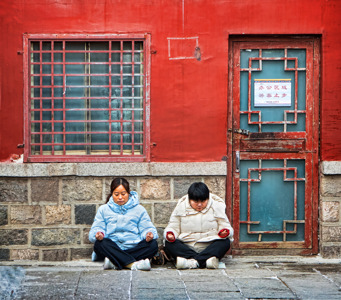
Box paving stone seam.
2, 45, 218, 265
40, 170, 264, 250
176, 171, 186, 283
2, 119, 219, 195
128, 270, 133, 300
73, 271, 82, 298
276, 275, 299, 300
221, 268, 245, 298
177, 269, 192, 300
261, 264, 299, 299
312, 268, 341, 290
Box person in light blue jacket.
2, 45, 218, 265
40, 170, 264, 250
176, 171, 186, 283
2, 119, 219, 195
89, 177, 158, 270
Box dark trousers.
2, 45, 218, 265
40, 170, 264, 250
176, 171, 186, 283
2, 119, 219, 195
94, 238, 158, 270
165, 239, 230, 268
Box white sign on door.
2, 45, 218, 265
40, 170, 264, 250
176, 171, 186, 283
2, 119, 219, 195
254, 79, 291, 107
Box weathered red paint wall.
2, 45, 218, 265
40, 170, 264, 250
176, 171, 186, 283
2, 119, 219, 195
0, 0, 340, 162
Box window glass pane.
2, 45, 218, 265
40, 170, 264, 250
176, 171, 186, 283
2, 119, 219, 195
111, 99, 120, 109
65, 99, 85, 109
54, 76, 63, 86
112, 53, 120, 62
123, 99, 132, 108
42, 65, 51, 74
65, 111, 86, 120
65, 42, 85, 50
42, 42, 51, 50
54, 64, 63, 74
54, 123, 63, 131
91, 53, 109, 62
32, 42, 40, 50
123, 41, 132, 50
42, 88, 52, 97
91, 64, 109, 74
112, 88, 121, 97
111, 122, 121, 132
65, 122, 85, 132
112, 76, 121, 85
42, 123, 52, 132
134, 64, 143, 74
112, 64, 120, 73
122, 88, 132, 97
42, 99, 52, 108
123, 76, 132, 85
42, 53, 51, 62
42, 76, 51, 86
123, 65, 132, 74
65, 64, 85, 74
111, 134, 121, 142
42, 111, 52, 120
112, 41, 120, 50
123, 53, 132, 62
91, 111, 109, 121
134, 134, 142, 143
134, 41, 143, 50
123, 134, 132, 143
54, 42, 63, 50
123, 122, 132, 131
134, 122, 143, 132
123, 111, 132, 120
134, 110, 143, 120
111, 111, 121, 120
91, 99, 108, 108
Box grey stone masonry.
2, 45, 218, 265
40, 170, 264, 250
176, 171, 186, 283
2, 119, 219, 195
0, 162, 228, 261
0, 161, 340, 260
320, 161, 341, 258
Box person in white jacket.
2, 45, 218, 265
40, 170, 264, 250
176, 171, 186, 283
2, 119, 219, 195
164, 182, 233, 269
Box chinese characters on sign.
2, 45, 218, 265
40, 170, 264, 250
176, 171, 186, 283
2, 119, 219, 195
254, 79, 291, 107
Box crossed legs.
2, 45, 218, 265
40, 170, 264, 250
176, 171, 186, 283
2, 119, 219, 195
165, 239, 230, 268
94, 238, 158, 270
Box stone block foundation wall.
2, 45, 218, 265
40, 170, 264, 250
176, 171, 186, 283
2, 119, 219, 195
319, 162, 341, 258
0, 162, 226, 261
1, 161, 341, 261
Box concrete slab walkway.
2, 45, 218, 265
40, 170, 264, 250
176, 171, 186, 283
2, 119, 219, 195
1, 256, 340, 299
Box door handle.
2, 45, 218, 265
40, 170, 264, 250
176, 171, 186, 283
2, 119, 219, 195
236, 151, 240, 173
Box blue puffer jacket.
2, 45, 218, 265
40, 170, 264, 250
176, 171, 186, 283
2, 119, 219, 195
89, 191, 158, 250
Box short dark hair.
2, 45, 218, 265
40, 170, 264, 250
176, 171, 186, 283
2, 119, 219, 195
188, 182, 209, 201
106, 177, 130, 203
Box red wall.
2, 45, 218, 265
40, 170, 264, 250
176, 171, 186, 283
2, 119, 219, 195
0, 0, 340, 162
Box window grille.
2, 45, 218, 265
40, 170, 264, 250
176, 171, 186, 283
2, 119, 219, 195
24, 34, 150, 162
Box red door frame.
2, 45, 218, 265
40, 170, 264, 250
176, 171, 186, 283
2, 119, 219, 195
227, 36, 320, 255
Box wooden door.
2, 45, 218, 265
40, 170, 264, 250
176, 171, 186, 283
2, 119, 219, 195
228, 37, 320, 255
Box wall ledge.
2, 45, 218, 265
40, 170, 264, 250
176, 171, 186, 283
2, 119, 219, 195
0, 162, 227, 177
321, 161, 341, 175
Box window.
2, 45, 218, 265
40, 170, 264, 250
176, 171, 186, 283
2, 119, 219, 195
24, 34, 150, 162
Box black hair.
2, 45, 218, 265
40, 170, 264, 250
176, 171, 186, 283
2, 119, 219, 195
106, 177, 130, 203
188, 182, 209, 201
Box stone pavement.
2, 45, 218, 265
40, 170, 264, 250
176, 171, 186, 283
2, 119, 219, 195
0, 256, 340, 300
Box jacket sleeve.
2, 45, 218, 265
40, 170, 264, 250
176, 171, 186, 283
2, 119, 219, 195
163, 212, 181, 240
217, 216, 234, 240
88, 206, 107, 243
138, 207, 159, 240
213, 200, 234, 240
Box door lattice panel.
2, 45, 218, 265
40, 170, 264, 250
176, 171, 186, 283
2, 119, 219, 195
240, 48, 307, 132
239, 159, 305, 242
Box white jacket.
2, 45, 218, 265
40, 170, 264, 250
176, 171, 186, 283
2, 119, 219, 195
164, 193, 234, 251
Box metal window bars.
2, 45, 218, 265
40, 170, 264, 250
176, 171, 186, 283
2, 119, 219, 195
28, 38, 146, 160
